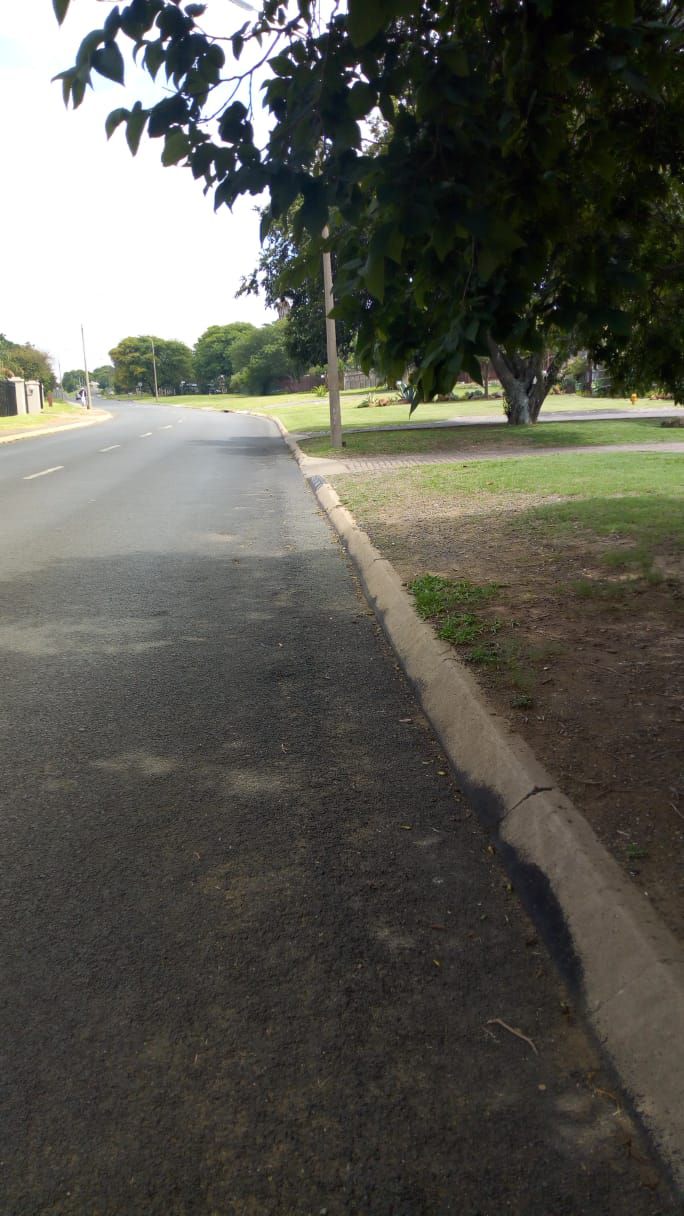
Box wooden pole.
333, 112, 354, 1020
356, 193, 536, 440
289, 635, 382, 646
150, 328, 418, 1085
322, 226, 342, 449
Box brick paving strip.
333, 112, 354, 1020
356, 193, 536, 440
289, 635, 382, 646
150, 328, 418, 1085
297, 439, 684, 477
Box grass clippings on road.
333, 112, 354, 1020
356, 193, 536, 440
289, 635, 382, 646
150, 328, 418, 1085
331, 450, 684, 941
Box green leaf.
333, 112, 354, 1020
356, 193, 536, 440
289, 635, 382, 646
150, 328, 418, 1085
105, 107, 128, 139
269, 55, 293, 78
348, 81, 375, 119
144, 40, 165, 80
432, 227, 454, 262
364, 251, 385, 301
126, 104, 147, 155
162, 129, 190, 166
378, 93, 394, 122
218, 100, 248, 142
462, 350, 483, 383
76, 29, 105, 69
53, 0, 71, 24
347, 0, 386, 47
385, 229, 404, 264
477, 247, 500, 282
92, 43, 125, 84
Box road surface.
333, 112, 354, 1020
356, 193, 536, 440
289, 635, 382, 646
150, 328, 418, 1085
0, 402, 673, 1213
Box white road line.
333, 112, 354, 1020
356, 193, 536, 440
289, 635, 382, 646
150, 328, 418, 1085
100, 444, 121, 452
160, 425, 173, 430
140, 431, 153, 438
24, 466, 64, 481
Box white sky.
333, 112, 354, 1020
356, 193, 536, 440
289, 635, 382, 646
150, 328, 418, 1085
0, 0, 275, 374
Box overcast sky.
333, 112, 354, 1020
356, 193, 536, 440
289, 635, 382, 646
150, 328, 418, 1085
1, 0, 275, 375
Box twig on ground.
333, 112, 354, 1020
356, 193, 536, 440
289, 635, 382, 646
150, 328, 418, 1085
486, 1017, 539, 1055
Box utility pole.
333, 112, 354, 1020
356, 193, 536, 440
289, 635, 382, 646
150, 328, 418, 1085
321, 226, 342, 449
80, 323, 92, 410
150, 337, 160, 402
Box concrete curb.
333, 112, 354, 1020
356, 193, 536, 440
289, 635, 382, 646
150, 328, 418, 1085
272, 415, 684, 1191
0, 410, 112, 446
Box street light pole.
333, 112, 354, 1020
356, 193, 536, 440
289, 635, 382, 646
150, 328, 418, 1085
150, 337, 160, 402
322, 226, 342, 449
80, 323, 92, 410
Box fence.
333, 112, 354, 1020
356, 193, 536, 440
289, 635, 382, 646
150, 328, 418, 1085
0, 378, 44, 416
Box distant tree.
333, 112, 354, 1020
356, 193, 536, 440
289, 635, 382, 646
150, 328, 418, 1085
229, 320, 295, 395
62, 369, 84, 392
241, 210, 355, 374
157, 339, 194, 392
0, 336, 56, 389
109, 335, 193, 394
92, 364, 116, 391
194, 323, 256, 389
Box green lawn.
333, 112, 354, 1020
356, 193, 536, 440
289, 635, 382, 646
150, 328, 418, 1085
129, 390, 672, 435
301, 417, 680, 458
0, 402, 83, 432
333, 451, 684, 559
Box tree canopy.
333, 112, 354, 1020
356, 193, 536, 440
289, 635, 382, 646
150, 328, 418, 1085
0, 335, 56, 389
109, 334, 194, 393
194, 322, 256, 389
56, 0, 684, 417
92, 364, 116, 391
62, 369, 85, 392
228, 319, 295, 394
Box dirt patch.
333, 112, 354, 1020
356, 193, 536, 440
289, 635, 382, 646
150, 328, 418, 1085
332, 477, 684, 941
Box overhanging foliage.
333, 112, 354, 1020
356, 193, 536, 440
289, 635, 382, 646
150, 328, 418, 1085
55, 1, 684, 403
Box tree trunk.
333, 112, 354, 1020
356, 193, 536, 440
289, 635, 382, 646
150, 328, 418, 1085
486, 334, 562, 425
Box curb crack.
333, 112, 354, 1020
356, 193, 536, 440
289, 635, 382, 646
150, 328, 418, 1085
507, 784, 554, 815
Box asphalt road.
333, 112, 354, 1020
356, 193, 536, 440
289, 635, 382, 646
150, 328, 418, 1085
0, 402, 675, 1213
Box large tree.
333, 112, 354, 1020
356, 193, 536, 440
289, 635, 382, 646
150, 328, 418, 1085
92, 363, 116, 391
0, 335, 56, 389
55, 0, 683, 423
62, 369, 85, 392
228, 320, 295, 395
109, 335, 194, 394
193, 322, 256, 389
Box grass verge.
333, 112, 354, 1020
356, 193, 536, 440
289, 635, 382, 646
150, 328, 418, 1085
300, 417, 680, 459
0, 403, 84, 432
330, 448, 684, 936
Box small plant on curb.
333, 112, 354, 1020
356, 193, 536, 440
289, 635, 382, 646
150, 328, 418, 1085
510, 693, 534, 709
625, 842, 648, 861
